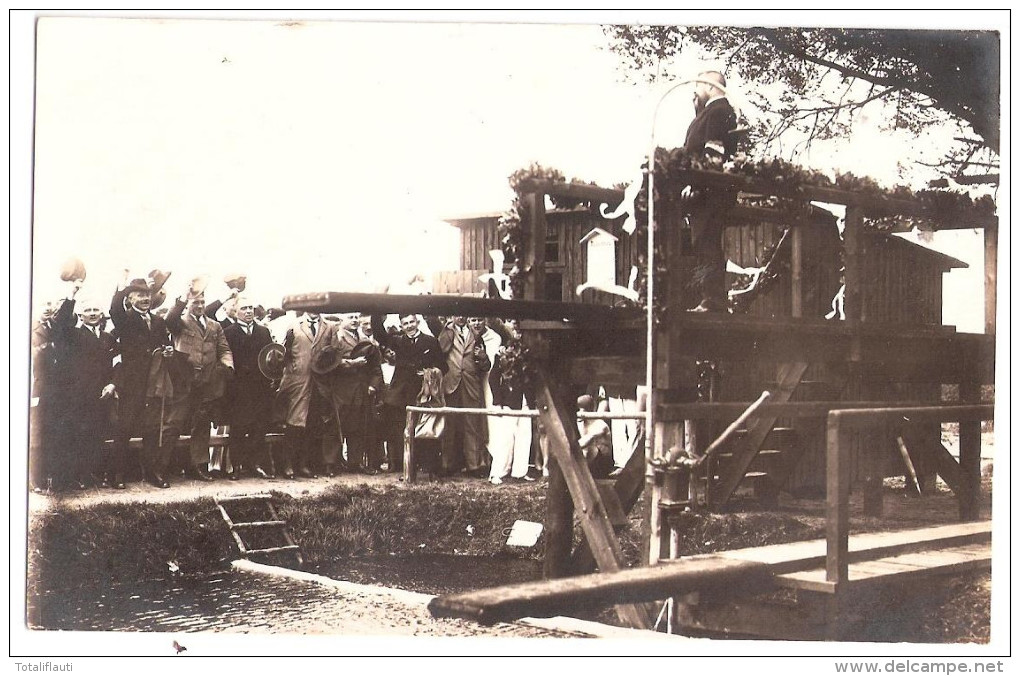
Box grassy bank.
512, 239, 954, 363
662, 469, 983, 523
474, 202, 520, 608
28, 482, 557, 593
27, 479, 990, 643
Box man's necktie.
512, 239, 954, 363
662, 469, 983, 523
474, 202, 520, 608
143, 314, 151, 330
310, 321, 317, 337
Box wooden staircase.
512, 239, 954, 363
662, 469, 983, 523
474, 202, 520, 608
702, 426, 802, 508
215, 493, 304, 567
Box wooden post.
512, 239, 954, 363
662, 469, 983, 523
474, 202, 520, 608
790, 226, 803, 318
958, 381, 982, 521
984, 223, 997, 335
523, 191, 547, 301
544, 450, 574, 579
861, 429, 885, 517
403, 409, 416, 484
825, 413, 850, 588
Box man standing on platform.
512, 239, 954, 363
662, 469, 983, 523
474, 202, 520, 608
682, 69, 739, 313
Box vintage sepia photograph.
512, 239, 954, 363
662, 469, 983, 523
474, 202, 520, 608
11, 9, 1009, 664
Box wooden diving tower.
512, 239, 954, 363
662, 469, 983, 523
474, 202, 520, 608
283, 164, 997, 639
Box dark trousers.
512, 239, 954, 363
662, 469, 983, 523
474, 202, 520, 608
338, 403, 376, 470
688, 191, 735, 309
229, 420, 270, 474
380, 403, 406, 472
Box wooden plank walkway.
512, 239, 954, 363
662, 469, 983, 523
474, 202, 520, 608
427, 521, 991, 626
774, 542, 991, 593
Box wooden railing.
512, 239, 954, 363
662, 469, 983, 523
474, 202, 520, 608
824, 404, 993, 589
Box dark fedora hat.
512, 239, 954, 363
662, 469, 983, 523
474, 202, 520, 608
310, 345, 344, 375
258, 343, 286, 380
350, 340, 378, 360
125, 278, 152, 294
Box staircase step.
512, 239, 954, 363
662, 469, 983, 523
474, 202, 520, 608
717, 449, 783, 459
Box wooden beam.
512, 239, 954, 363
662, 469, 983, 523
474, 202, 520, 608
515, 178, 625, 206
658, 400, 944, 422
958, 382, 983, 521
569, 444, 646, 574
282, 291, 640, 323
524, 191, 547, 301
519, 173, 997, 227
791, 227, 803, 318
932, 442, 963, 494
985, 223, 997, 334
427, 556, 772, 626
533, 372, 654, 629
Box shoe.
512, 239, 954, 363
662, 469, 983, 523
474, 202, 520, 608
282, 470, 295, 480
362, 468, 379, 476
191, 465, 215, 482
688, 300, 727, 313
489, 477, 503, 485
150, 474, 170, 489
519, 475, 536, 483
324, 464, 336, 478
297, 467, 317, 479
114, 480, 127, 490
254, 466, 271, 480
228, 471, 240, 481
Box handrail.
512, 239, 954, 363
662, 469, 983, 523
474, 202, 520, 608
824, 404, 993, 588
401, 406, 647, 483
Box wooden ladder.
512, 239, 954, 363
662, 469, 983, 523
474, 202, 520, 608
215, 493, 304, 566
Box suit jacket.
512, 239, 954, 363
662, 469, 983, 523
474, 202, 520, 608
166, 299, 234, 400
51, 299, 118, 422
434, 321, 491, 396
223, 321, 275, 425
372, 315, 445, 408
327, 326, 383, 407
109, 288, 171, 403
277, 316, 342, 427
684, 97, 738, 159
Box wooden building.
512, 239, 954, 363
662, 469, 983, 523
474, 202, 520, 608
440, 196, 971, 493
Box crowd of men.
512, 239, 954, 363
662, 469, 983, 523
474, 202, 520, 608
30, 68, 733, 494
29, 272, 637, 493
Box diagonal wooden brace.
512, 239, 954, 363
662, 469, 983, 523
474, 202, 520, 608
534, 371, 654, 630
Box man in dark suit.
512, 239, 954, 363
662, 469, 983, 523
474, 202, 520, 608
683, 69, 739, 312
223, 296, 275, 479
51, 286, 120, 488
110, 278, 174, 488
164, 292, 234, 482
30, 299, 61, 491
321, 313, 384, 475
372, 313, 446, 473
